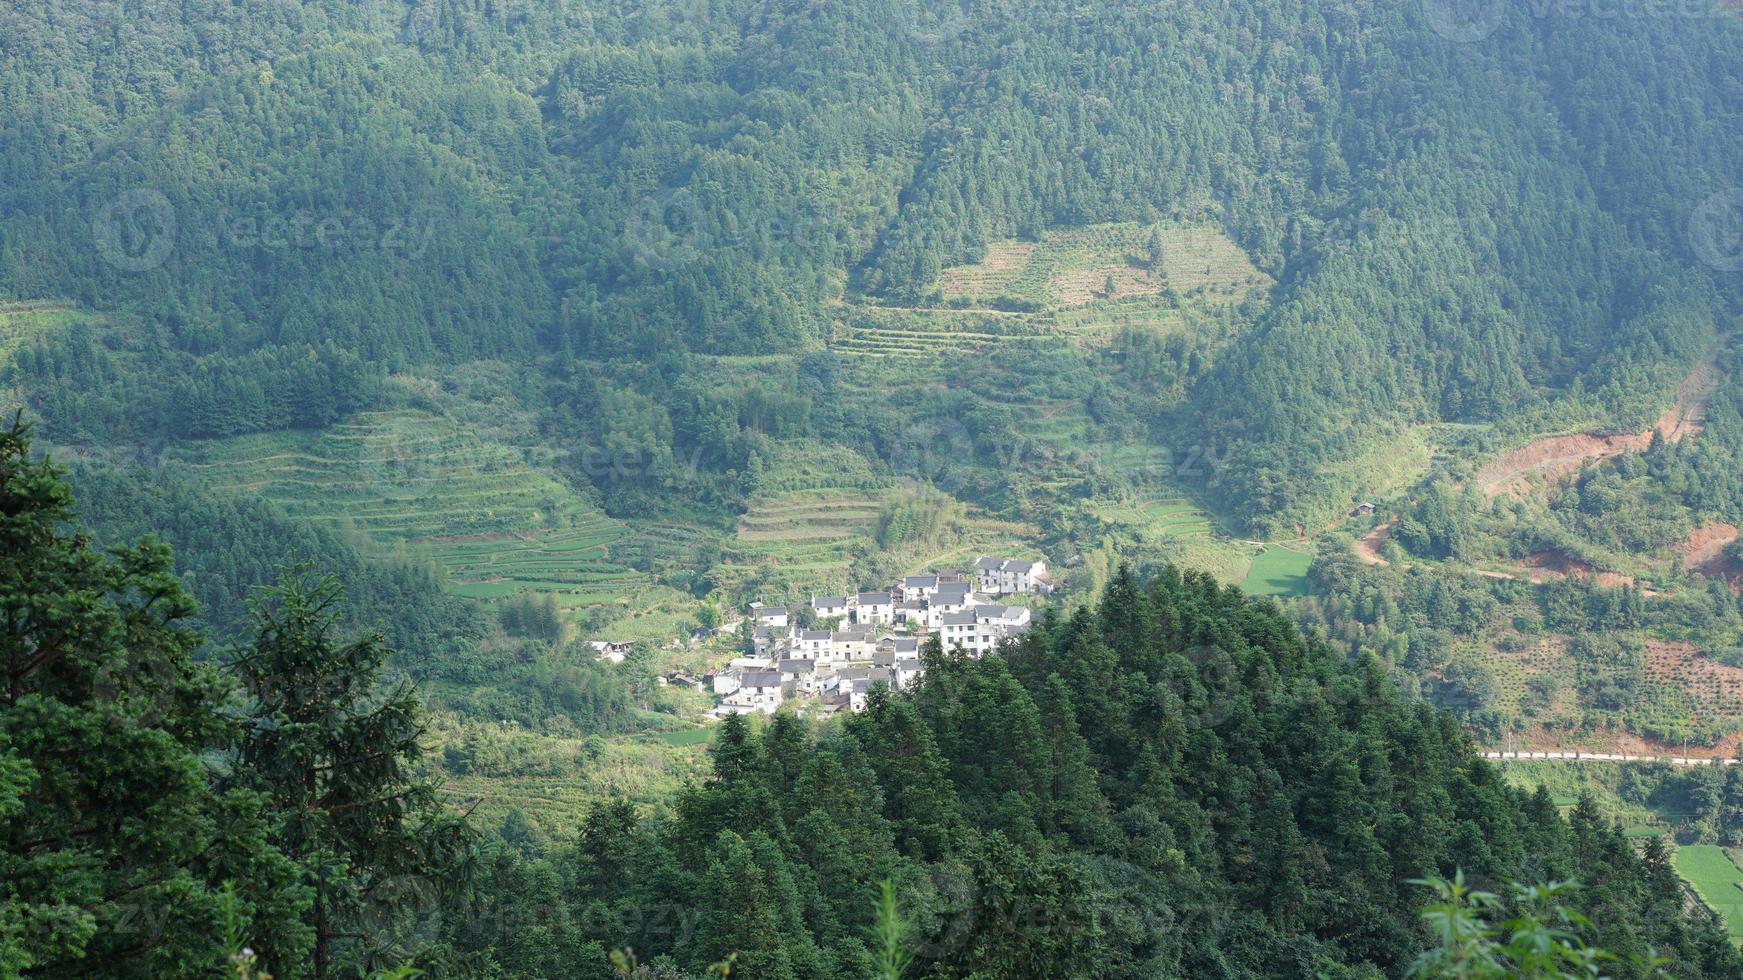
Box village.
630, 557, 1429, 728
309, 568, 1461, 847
671, 556, 1051, 719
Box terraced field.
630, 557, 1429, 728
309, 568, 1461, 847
1050, 295, 1188, 342
1092, 497, 1217, 539
724, 487, 887, 592
829, 305, 1065, 360
169, 409, 684, 623
437, 733, 712, 839
1085, 493, 1255, 585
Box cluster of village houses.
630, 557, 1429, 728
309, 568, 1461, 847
701, 556, 1050, 718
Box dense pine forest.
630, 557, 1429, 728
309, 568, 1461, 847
3, 0, 1740, 526
7, 0, 1743, 974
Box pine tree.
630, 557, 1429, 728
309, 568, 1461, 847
228, 566, 475, 977
0, 419, 308, 975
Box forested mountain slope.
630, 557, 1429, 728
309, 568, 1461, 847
6, 420, 1737, 974
3, 0, 1740, 528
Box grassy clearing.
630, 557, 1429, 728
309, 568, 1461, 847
437, 735, 712, 839
0, 303, 88, 360
1241, 544, 1314, 597
1676, 845, 1743, 940
936, 222, 1269, 310
1317, 425, 1435, 514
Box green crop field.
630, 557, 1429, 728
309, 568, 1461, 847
1241, 544, 1314, 597
1675, 845, 1743, 940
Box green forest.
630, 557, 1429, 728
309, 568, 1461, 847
7, 0, 1743, 973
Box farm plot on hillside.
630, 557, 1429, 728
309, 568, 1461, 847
829, 305, 1066, 360
935, 223, 1270, 310
1675, 845, 1743, 941
0, 303, 86, 360
1638, 641, 1743, 739
170, 409, 688, 629
723, 487, 890, 594
1088, 493, 1253, 585
1240, 544, 1313, 597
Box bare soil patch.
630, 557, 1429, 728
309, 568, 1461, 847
1476, 341, 1722, 496
1679, 522, 1739, 569
1475, 432, 1653, 496
1353, 521, 1394, 566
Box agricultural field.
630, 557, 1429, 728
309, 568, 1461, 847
720, 477, 1040, 600
729, 486, 886, 588
1087, 493, 1255, 586
829, 304, 1067, 360
168, 408, 695, 638
1675, 845, 1743, 940
1482, 635, 1581, 722
831, 223, 1270, 362
1494, 760, 1675, 836
1640, 641, 1743, 737
935, 223, 1270, 310
1240, 543, 1314, 597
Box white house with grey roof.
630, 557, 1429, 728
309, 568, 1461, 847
899, 575, 940, 600
715, 670, 785, 716
811, 595, 850, 620
974, 556, 1051, 594
854, 592, 894, 625
750, 603, 789, 628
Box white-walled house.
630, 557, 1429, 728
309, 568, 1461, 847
854, 592, 894, 626
975, 604, 1031, 629
716, 670, 785, 716
834, 628, 877, 661
937, 610, 978, 652
875, 636, 920, 665
891, 658, 924, 691
797, 629, 832, 659
924, 584, 975, 626
974, 556, 1051, 594
899, 575, 938, 599
750, 603, 790, 628
712, 669, 742, 696
812, 595, 850, 620
778, 658, 823, 695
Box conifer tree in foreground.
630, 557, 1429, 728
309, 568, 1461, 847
227, 567, 477, 978
0, 418, 307, 975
